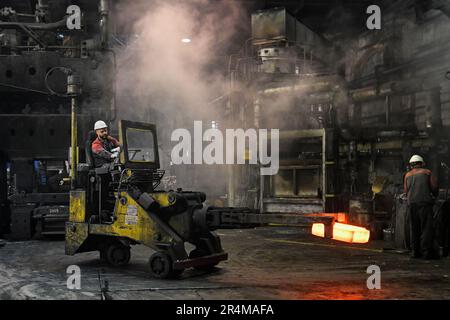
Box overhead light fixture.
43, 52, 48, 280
181, 38, 191, 43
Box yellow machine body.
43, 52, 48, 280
66, 191, 176, 255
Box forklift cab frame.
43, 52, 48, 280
81, 120, 162, 222
119, 120, 160, 170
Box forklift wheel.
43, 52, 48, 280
104, 244, 131, 267
189, 248, 218, 271
149, 252, 183, 279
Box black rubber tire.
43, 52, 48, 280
104, 243, 131, 266
149, 252, 183, 279
189, 248, 218, 271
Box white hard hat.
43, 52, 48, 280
94, 120, 108, 131
409, 155, 424, 164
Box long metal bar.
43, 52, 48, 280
0, 82, 50, 95
239, 213, 334, 225
205, 209, 335, 230
70, 96, 77, 188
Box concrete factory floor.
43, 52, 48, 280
1, 227, 450, 300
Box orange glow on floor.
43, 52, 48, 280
312, 223, 325, 237
311, 222, 370, 243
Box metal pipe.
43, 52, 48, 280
0, 82, 50, 95
105, 49, 117, 122
15, 45, 80, 49
99, 0, 110, 49
350, 84, 393, 102
350, 79, 426, 103
385, 95, 391, 126
70, 96, 78, 188
67, 74, 81, 189
258, 81, 332, 96
0, 19, 67, 31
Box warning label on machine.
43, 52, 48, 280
125, 205, 138, 225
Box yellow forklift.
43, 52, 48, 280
65, 120, 228, 278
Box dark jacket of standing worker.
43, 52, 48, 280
404, 154, 439, 259
404, 167, 438, 205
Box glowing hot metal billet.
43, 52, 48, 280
312, 222, 370, 244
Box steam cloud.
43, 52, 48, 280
113, 0, 246, 194
115, 0, 245, 125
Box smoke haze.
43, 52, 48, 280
112, 0, 246, 194
115, 0, 245, 123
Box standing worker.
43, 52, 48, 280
404, 155, 439, 259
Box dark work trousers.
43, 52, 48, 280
409, 203, 437, 258
98, 174, 113, 214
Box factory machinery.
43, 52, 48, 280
0, 0, 115, 239
223, 4, 450, 246
0, 1, 352, 249
0, 1, 348, 249
2, 1, 450, 253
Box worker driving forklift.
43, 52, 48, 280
65, 120, 228, 278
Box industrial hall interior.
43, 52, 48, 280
1, 0, 450, 301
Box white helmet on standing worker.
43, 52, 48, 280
94, 120, 108, 131
409, 155, 424, 164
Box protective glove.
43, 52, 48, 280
111, 146, 121, 153
110, 152, 119, 159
